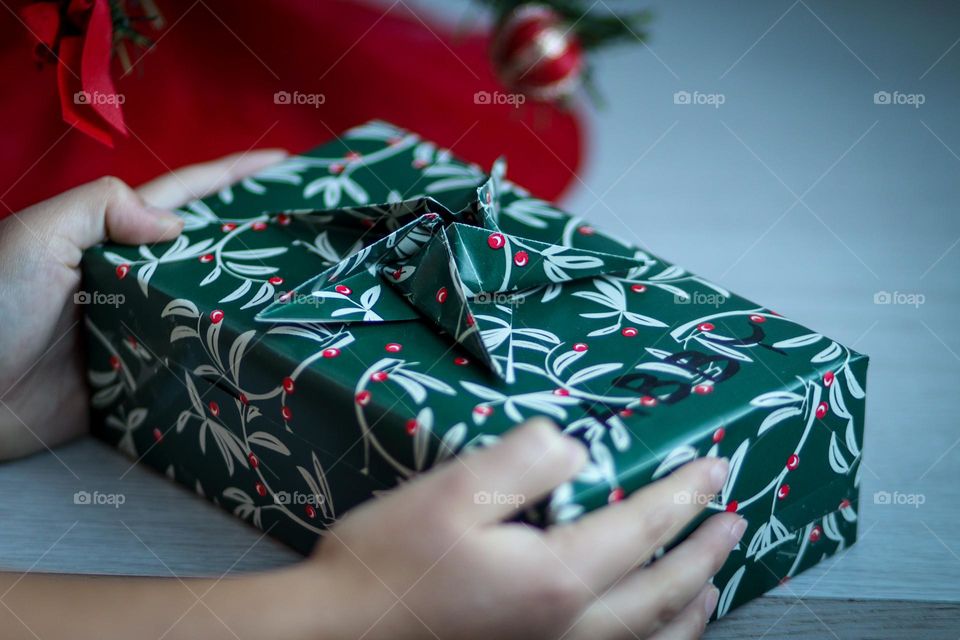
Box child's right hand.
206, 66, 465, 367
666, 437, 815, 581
286, 418, 743, 640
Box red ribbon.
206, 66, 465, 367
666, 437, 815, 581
21, 0, 127, 146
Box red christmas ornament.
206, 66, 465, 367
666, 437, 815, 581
491, 5, 584, 102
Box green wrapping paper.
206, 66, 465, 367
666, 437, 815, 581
81, 120, 868, 618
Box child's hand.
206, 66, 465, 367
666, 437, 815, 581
288, 419, 743, 640
0, 151, 285, 460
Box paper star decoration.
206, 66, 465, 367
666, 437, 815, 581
257, 160, 650, 380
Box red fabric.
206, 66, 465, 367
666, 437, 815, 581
19, 1, 60, 60
0, 0, 583, 215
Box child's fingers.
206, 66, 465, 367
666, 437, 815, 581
399, 418, 588, 525
135, 149, 287, 209
544, 456, 729, 591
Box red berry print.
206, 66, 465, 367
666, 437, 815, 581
109, 355, 121, 370
809, 526, 822, 543
335, 285, 352, 295
279, 290, 293, 303
572, 343, 588, 352
221, 223, 237, 232
823, 371, 835, 387
210, 309, 224, 324
282, 377, 295, 394
621, 327, 638, 337
698, 322, 715, 332
385, 343, 402, 353
345, 151, 361, 162
693, 383, 713, 395
749, 314, 766, 323
778, 484, 791, 500
305, 505, 317, 519
436, 287, 448, 303
269, 276, 284, 285
640, 396, 658, 407
619, 408, 633, 418
115, 264, 130, 279
513, 250, 529, 267
152, 428, 163, 442
840, 498, 851, 509
239, 393, 249, 405
255, 482, 267, 497
281, 406, 293, 421
466, 314, 475, 327
786, 454, 799, 470
322, 348, 340, 358
553, 388, 570, 396
412, 158, 427, 169
199, 253, 214, 263
405, 419, 418, 435
355, 391, 371, 406
276, 213, 291, 226
454, 356, 469, 366
248, 452, 259, 468
208, 401, 220, 417
391, 269, 403, 281
815, 401, 829, 419
473, 405, 493, 417
371, 371, 389, 383
630, 284, 647, 293
726, 501, 739, 513
578, 225, 596, 236
487, 233, 505, 250
329, 163, 343, 174
252, 221, 267, 231
712, 427, 725, 443
608, 487, 625, 503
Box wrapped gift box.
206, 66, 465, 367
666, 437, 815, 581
82, 120, 868, 618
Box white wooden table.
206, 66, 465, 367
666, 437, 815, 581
2, 1, 959, 637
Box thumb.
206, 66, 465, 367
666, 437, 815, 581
27, 175, 184, 252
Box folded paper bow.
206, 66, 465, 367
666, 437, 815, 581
257, 160, 650, 379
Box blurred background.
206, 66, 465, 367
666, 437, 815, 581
2, 0, 959, 635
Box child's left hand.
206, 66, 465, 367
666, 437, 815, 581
0, 150, 286, 459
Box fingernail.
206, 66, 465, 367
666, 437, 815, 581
148, 207, 184, 235
729, 517, 748, 549
709, 457, 730, 492
703, 586, 720, 618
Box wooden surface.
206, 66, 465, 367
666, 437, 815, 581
2, 0, 960, 637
